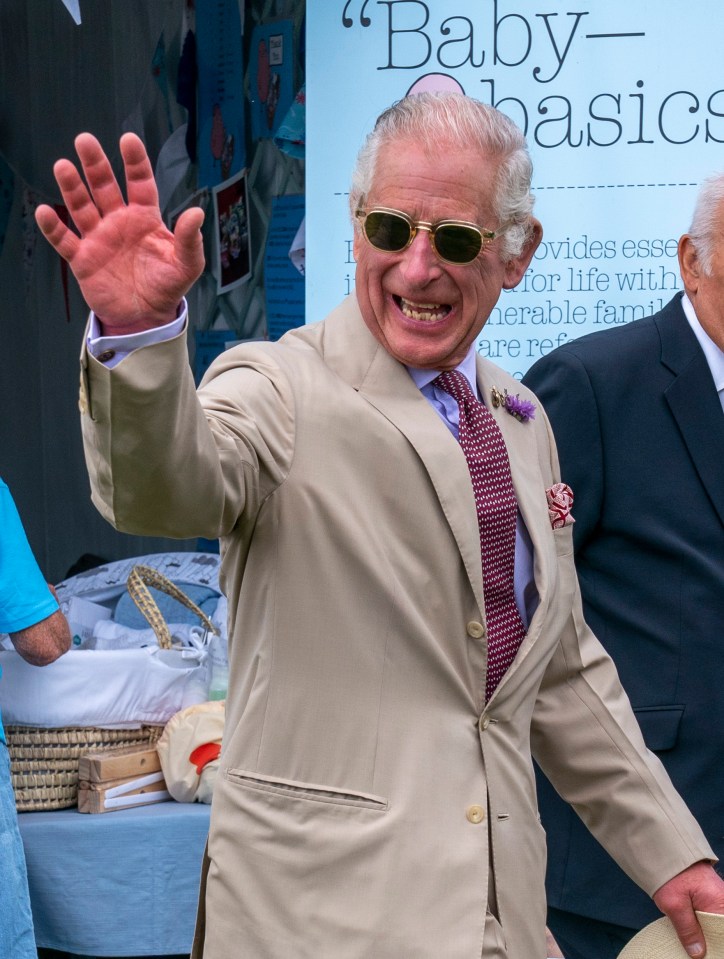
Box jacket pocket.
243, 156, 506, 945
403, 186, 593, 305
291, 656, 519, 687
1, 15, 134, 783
634, 705, 685, 752
551, 524, 574, 558
226, 768, 388, 811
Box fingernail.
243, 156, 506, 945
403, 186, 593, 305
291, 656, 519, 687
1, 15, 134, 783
686, 944, 704, 958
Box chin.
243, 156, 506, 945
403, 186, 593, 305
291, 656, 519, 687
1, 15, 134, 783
395, 347, 450, 370
394, 331, 462, 368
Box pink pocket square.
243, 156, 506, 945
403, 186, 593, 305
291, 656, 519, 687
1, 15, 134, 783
546, 483, 575, 529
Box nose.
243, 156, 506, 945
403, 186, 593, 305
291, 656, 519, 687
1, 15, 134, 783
398, 227, 443, 286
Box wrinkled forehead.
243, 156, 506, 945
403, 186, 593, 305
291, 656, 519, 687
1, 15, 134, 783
365, 137, 503, 219
373, 131, 500, 174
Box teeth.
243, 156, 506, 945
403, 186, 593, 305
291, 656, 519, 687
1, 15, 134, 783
399, 298, 448, 322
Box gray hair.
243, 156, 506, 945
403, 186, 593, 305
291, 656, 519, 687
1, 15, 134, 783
687, 173, 724, 275
349, 92, 535, 260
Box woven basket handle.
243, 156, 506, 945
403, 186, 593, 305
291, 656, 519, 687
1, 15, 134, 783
126, 564, 220, 650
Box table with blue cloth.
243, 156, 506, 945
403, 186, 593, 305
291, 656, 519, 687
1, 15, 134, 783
18, 801, 210, 957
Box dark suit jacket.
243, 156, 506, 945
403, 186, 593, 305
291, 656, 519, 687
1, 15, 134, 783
523, 292, 724, 930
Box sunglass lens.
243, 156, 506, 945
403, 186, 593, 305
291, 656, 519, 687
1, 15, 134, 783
435, 225, 482, 264
364, 211, 411, 252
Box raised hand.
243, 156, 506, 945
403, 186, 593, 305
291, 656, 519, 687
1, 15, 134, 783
35, 132, 205, 334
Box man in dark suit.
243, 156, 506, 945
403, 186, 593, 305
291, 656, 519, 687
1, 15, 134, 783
523, 174, 724, 959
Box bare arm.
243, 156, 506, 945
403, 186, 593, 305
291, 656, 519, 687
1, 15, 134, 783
9, 585, 71, 666
35, 132, 205, 333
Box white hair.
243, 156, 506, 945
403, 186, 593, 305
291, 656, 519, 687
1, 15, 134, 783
349, 92, 535, 260
687, 173, 724, 275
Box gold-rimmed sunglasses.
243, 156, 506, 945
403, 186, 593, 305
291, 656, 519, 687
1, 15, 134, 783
355, 206, 499, 265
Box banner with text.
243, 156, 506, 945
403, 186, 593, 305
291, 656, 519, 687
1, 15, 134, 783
306, 1, 723, 377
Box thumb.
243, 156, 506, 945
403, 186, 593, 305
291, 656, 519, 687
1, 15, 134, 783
668, 911, 706, 958
174, 206, 205, 280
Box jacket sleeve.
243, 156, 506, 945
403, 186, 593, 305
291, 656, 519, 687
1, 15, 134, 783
527, 402, 715, 896
80, 324, 295, 540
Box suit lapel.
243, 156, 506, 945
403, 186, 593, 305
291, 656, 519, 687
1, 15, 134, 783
354, 334, 555, 677
658, 300, 724, 528
360, 346, 486, 615
320, 296, 485, 614
321, 297, 555, 669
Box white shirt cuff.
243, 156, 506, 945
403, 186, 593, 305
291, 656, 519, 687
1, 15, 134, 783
87, 300, 188, 368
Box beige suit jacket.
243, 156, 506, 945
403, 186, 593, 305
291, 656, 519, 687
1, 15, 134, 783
80, 295, 713, 959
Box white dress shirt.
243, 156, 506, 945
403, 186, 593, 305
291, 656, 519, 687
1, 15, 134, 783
681, 293, 724, 412
87, 309, 186, 368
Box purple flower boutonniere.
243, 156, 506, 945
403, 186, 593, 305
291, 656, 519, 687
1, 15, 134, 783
491, 387, 536, 423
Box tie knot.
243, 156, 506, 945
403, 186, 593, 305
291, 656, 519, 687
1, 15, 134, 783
434, 370, 476, 405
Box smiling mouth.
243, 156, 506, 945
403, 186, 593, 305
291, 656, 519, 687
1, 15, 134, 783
395, 296, 451, 322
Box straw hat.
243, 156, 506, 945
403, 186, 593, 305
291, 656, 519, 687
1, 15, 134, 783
619, 913, 724, 959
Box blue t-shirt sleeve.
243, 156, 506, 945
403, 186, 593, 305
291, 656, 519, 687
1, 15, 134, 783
0, 479, 58, 633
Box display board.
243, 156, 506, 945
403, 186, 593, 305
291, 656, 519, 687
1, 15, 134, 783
306, 1, 723, 377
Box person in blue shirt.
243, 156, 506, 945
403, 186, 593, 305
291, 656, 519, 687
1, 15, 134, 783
0, 479, 70, 958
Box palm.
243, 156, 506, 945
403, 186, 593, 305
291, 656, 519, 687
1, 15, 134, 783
36, 132, 205, 331
67, 204, 194, 324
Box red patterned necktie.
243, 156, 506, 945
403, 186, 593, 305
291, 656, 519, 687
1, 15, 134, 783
434, 370, 526, 701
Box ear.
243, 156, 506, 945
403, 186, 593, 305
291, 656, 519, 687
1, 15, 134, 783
502, 217, 543, 289
353, 229, 362, 262
678, 234, 699, 296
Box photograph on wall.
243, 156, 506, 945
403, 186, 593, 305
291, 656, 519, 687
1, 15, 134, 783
212, 168, 251, 294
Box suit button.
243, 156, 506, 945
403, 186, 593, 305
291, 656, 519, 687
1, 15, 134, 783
97, 349, 116, 363
466, 805, 485, 824
479, 716, 490, 731
467, 621, 486, 639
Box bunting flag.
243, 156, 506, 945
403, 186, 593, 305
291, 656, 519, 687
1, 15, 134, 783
60, 0, 81, 25
274, 84, 305, 159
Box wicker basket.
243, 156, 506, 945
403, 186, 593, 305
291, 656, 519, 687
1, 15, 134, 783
6, 564, 218, 812
126, 563, 219, 649
6, 724, 164, 811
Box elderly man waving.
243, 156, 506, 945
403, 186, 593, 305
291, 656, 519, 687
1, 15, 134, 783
36, 93, 724, 959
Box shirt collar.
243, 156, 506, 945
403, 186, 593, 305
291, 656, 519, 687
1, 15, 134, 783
681, 293, 724, 393
406, 343, 479, 399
